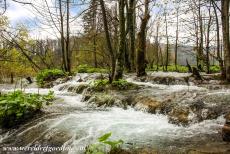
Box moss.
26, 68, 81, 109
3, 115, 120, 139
111, 79, 138, 90
169, 108, 190, 126
36, 69, 67, 87
67, 84, 89, 94
88, 94, 115, 107
90, 79, 110, 91
90, 79, 138, 91
75, 64, 109, 73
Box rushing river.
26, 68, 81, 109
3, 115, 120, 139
0, 74, 229, 154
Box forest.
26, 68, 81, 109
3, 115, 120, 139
0, 0, 230, 154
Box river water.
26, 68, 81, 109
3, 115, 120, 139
0, 74, 229, 154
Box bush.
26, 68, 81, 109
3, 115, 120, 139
36, 69, 66, 87
0, 90, 54, 128
75, 64, 108, 73
210, 65, 221, 73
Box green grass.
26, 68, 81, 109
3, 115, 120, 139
0, 90, 54, 128
36, 69, 66, 87
75, 64, 108, 73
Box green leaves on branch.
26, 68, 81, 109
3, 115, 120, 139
0, 90, 54, 128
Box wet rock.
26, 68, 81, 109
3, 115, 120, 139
134, 96, 162, 114
53, 76, 72, 85
222, 113, 230, 142
67, 84, 89, 94
87, 94, 116, 107
168, 108, 190, 125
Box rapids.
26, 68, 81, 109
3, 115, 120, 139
0, 73, 229, 154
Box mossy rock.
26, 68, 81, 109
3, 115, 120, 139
67, 84, 89, 94
87, 94, 116, 107
111, 79, 139, 90
89, 79, 139, 92
168, 107, 190, 125
36, 69, 67, 87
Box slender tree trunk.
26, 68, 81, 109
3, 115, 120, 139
92, 0, 97, 68
114, 0, 126, 80
198, 0, 204, 70
59, 0, 67, 72
212, 0, 224, 78
175, 8, 179, 71
155, 23, 159, 71
128, 0, 135, 71
221, 0, 230, 81
99, 0, 116, 81
136, 0, 150, 77
124, 0, 131, 72
165, 12, 169, 72
205, 2, 212, 74
66, 0, 71, 73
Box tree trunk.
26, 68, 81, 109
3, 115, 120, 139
206, 2, 212, 74
128, 0, 135, 71
175, 8, 179, 71
92, 0, 97, 68
99, 0, 116, 81
198, 0, 204, 70
114, 0, 126, 80
155, 23, 159, 71
212, 0, 225, 78
66, 0, 71, 73
221, 0, 230, 81
136, 0, 150, 77
59, 0, 67, 72
165, 12, 169, 71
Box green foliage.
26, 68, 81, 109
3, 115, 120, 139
90, 79, 110, 91
36, 69, 66, 87
147, 65, 189, 73
90, 79, 137, 91
111, 79, 137, 90
85, 132, 124, 154
210, 65, 221, 73
75, 64, 108, 73
0, 90, 54, 128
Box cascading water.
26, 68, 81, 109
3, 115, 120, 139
0, 73, 228, 154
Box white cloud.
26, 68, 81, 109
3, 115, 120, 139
5, 1, 35, 24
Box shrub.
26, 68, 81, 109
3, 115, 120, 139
210, 65, 221, 73
85, 132, 124, 154
0, 90, 54, 128
36, 69, 66, 87
75, 64, 108, 73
